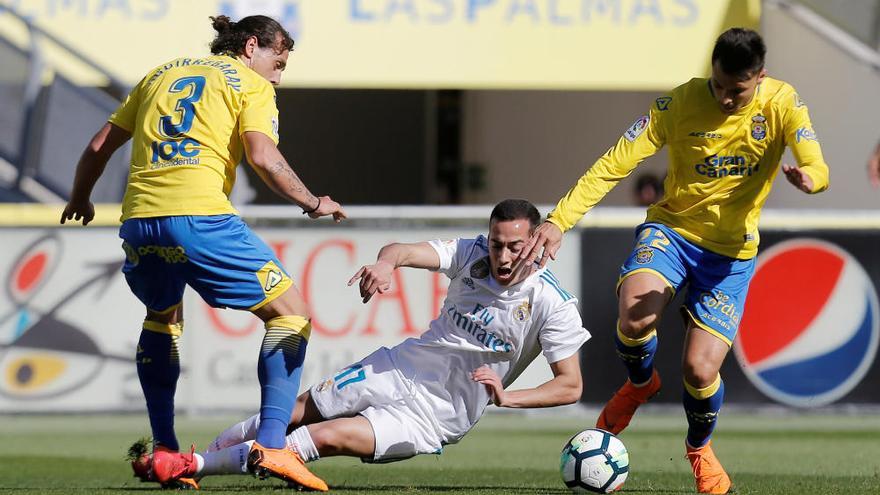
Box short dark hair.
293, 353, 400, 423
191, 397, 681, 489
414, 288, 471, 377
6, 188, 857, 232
490, 199, 541, 229
711, 27, 766, 78
209, 15, 294, 56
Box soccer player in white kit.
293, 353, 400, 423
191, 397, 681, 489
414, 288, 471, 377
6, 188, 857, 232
157, 199, 590, 482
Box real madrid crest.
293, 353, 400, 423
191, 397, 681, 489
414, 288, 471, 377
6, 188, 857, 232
514, 300, 531, 322
751, 114, 767, 141
316, 378, 333, 392
635, 246, 654, 264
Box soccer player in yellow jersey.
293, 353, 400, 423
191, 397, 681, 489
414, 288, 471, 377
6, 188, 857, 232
60, 15, 341, 492
522, 28, 829, 494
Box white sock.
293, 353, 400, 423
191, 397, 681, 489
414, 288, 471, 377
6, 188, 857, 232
207, 414, 260, 452
286, 426, 320, 463
197, 440, 253, 476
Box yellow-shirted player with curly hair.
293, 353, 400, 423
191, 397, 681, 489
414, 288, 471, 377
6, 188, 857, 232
61, 14, 343, 492
522, 28, 829, 494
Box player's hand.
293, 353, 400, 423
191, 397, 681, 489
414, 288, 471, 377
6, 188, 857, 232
520, 221, 563, 268
59, 199, 95, 226
348, 260, 394, 303
782, 163, 814, 193
471, 365, 506, 407
868, 153, 880, 188
308, 195, 347, 223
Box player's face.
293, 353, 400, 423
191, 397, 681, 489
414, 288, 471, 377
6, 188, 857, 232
709, 61, 766, 114
243, 34, 289, 86
488, 218, 534, 286
250, 45, 289, 86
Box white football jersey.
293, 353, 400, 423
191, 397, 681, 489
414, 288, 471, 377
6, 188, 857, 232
387, 236, 590, 445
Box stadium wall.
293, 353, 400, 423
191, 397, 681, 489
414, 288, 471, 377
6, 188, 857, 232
0, 212, 580, 413
2, 207, 878, 413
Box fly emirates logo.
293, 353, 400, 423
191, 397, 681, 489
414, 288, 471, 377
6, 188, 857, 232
445, 303, 514, 353
694, 154, 759, 179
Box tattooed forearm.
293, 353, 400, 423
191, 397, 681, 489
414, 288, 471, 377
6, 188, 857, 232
268, 160, 317, 207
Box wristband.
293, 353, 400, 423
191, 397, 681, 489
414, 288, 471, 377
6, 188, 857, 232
302, 197, 321, 215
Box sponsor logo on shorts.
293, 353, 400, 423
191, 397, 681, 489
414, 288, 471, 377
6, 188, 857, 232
623, 115, 650, 142
122, 241, 139, 266
635, 246, 654, 264
135, 245, 188, 264
256, 261, 290, 295
264, 270, 283, 291
699, 289, 741, 330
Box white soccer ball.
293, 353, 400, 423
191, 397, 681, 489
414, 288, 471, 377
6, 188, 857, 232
559, 428, 629, 493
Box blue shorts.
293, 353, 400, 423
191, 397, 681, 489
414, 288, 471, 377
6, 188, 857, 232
618, 223, 756, 345
119, 215, 293, 312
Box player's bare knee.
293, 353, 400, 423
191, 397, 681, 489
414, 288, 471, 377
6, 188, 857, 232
308, 424, 344, 455
253, 287, 310, 321
682, 361, 717, 389
618, 315, 656, 340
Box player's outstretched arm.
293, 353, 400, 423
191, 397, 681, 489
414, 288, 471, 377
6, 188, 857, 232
60, 122, 131, 226
348, 242, 440, 303
243, 131, 347, 222
472, 353, 582, 408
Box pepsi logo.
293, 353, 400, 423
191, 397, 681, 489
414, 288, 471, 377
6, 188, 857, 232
734, 239, 879, 407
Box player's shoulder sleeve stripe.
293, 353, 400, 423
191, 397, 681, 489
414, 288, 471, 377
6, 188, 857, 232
539, 272, 573, 301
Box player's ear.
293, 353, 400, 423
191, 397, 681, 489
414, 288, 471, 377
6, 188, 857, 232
755, 67, 767, 85
243, 35, 259, 59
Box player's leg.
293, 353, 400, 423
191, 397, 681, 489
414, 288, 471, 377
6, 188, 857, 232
680, 251, 754, 494
207, 386, 324, 452
174, 214, 320, 486
597, 224, 685, 434
681, 319, 733, 494
139, 304, 184, 452
119, 219, 189, 452
119, 218, 194, 488
249, 288, 311, 451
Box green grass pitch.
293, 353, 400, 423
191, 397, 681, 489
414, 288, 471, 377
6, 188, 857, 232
1, 411, 878, 494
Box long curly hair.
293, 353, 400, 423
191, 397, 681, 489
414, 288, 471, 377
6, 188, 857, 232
209, 15, 294, 55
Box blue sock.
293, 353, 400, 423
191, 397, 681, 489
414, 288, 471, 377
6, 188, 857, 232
255, 318, 309, 449
683, 375, 724, 448
614, 325, 658, 385
136, 324, 181, 451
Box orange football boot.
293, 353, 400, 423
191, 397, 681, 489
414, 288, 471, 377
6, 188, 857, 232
596, 369, 661, 435
247, 441, 329, 492
686, 441, 733, 494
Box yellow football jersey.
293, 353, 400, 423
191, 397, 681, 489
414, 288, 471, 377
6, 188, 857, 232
110, 55, 280, 221
547, 77, 829, 259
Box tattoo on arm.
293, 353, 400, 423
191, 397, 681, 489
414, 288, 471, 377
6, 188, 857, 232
268, 160, 317, 206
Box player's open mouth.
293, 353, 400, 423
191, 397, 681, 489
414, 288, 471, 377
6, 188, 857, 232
497, 267, 512, 277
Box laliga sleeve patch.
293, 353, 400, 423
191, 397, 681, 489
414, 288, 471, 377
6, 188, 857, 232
623, 115, 650, 142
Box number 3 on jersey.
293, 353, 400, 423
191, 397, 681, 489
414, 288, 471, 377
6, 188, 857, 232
151, 76, 205, 163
